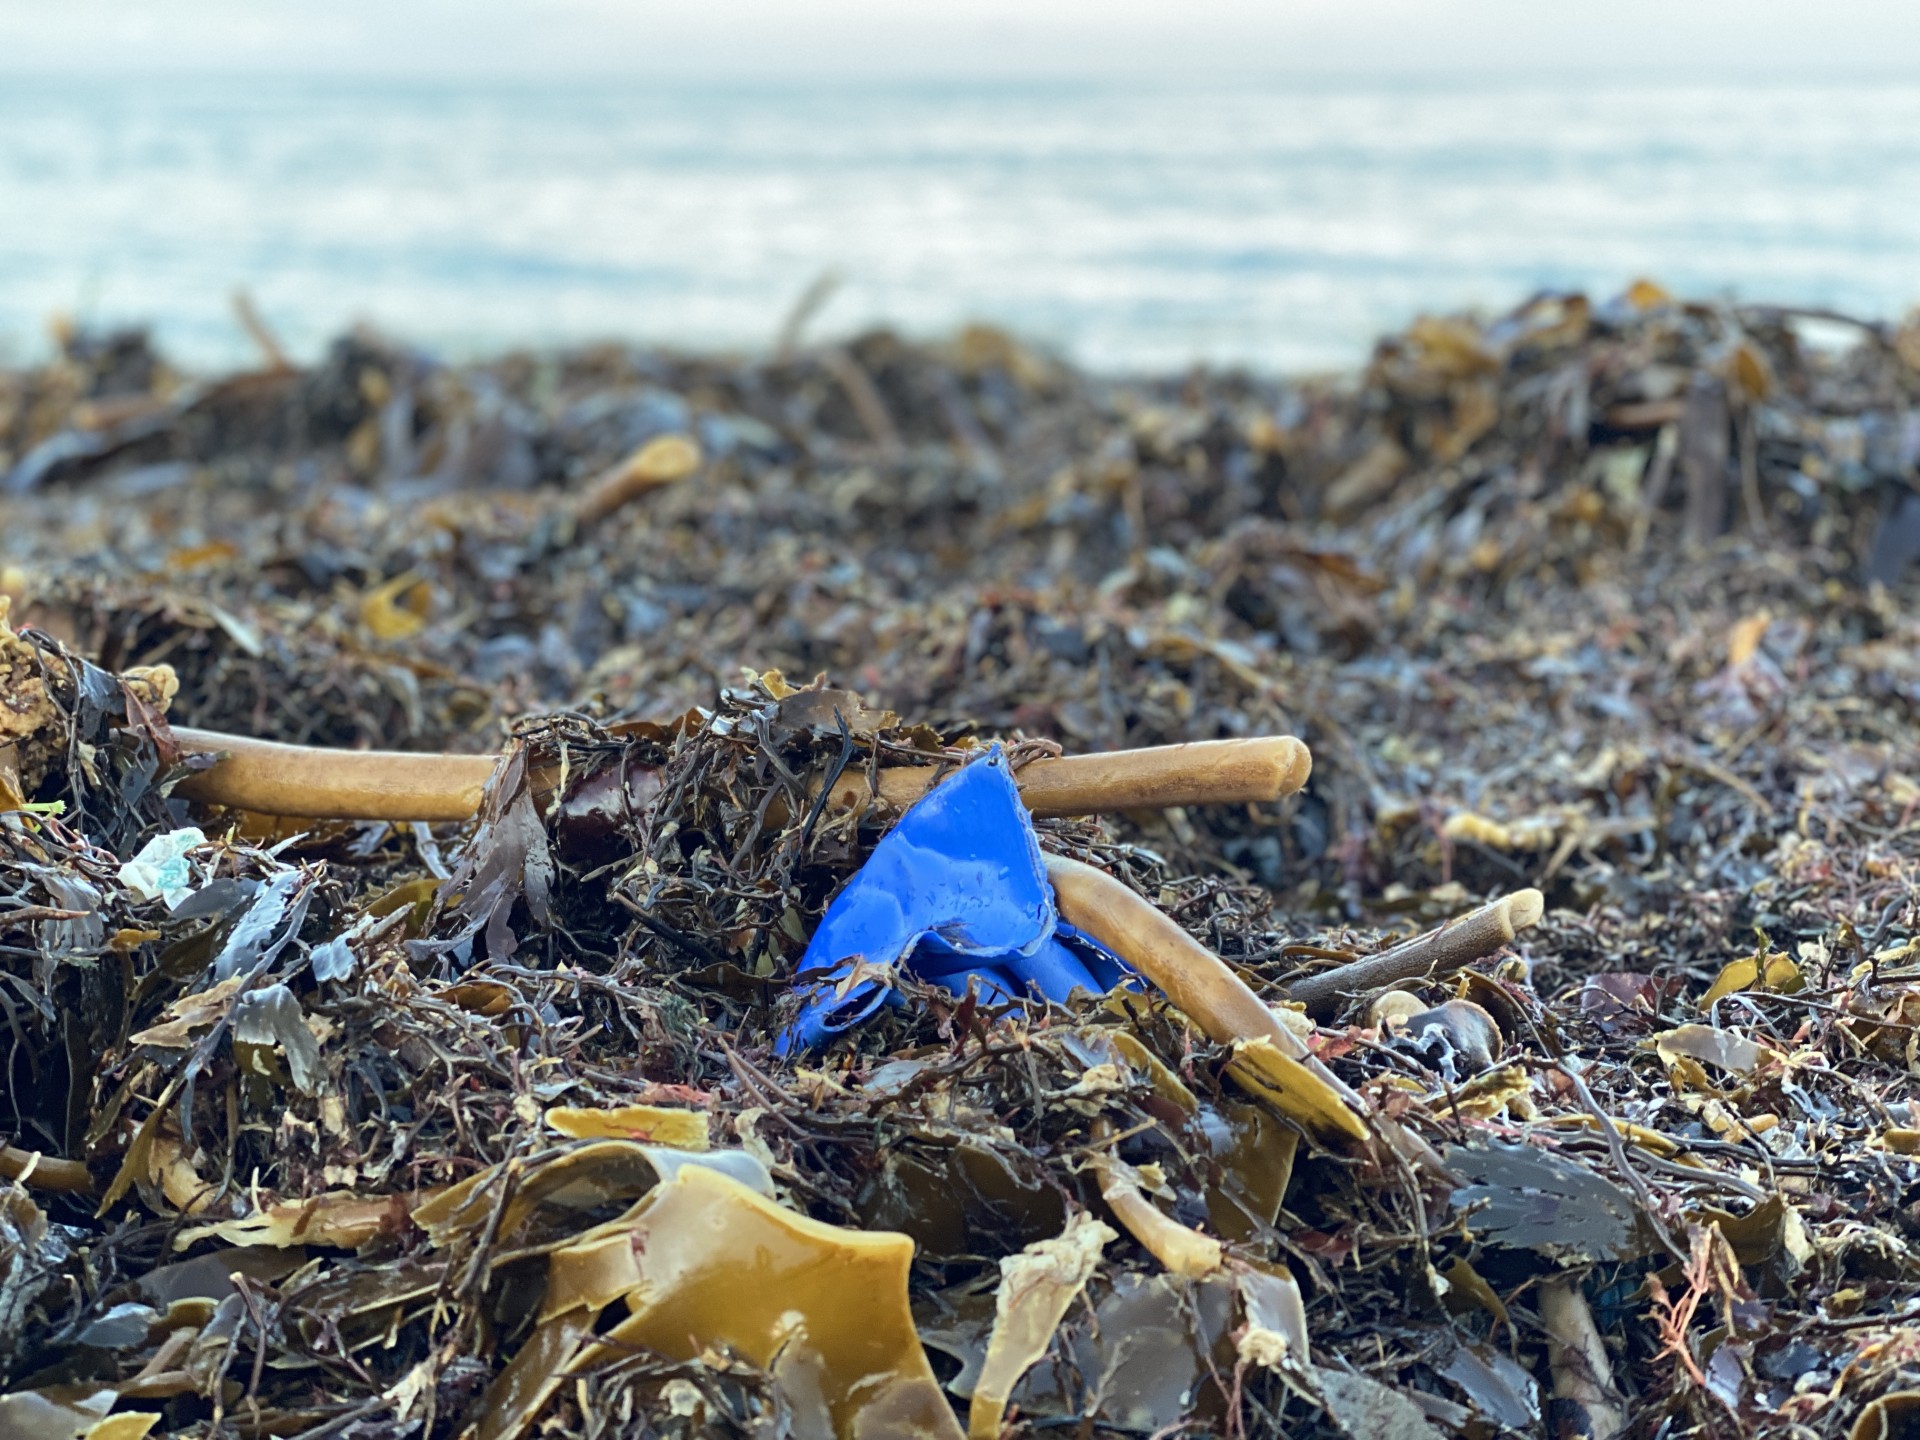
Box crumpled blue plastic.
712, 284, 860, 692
778, 745, 1130, 1054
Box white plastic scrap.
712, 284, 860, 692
117, 827, 207, 909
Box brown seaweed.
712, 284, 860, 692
3, 285, 1920, 1439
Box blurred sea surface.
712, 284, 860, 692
3, 75, 1918, 373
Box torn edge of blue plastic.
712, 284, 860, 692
777, 744, 1132, 1055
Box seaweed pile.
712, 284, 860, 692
3, 284, 1920, 1439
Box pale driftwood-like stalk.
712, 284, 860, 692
1007, 735, 1309, 819
169, 729, 1310, 826
570, 434, 703, 527
1087, 1119, 1222, 1277
1539, 1277, 1627, 1440
1045, 853, 1302, 1056
827, 735, 1309, 819
1286, 888, 1544, 1020
171, 728, 496, 822
1047, 854, 1375, 1146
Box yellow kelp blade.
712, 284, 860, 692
1225, 1038, 1372, 1145
475, 1164, 964, 1440
969, 1213, 1114, 1439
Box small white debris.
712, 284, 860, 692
117, 827, 207, 908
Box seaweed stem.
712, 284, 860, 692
1087, 1120, 1223, 1277
169, 728, 1311, 824
1539, 1277, 1628, 1439
1286, 889, 1544, 1020
0, 1143, 95, 1194
1045, 853, 1299, 1055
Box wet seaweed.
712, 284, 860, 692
2, 285, 1920, 1437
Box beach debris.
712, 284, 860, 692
2, 287, 1920, 1438
780, 746, 1131, 1052
113, 827, 205, 908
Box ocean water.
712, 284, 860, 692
2, 75, 1918, 374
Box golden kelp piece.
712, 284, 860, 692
1225, 1039, 1371, 1145
1700, 949, 1802, 1006
1542, 1113, 1682, 1159
1440, 1255, 1510, 1328
1441, 811, 1557, 851
430, 980, 516, 1016
1718, 337, 1775, 404
969, 1212, 1114, 1440
590, 1169, 965, 1439
542, 1103, 709, 1149
1624, 277, 1672, 310
358, 573, 432, 642
1404, 315, 1501, 380
1431, 1064, 1530, 1121
1207, 1103, 1297, 1238
412, 1140, 769, 1251
1102, 1030, 1199, 1112
79, 1418, 157, 1440
1689, 1194, 1811, 1269
142, 1132, 216, 1216
478, 1165, 965, 1440
165, 538, 241, 573
174, 1190, 416, 1251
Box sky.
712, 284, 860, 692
4, 0, 1919, 81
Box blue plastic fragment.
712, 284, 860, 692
778, 746, 1130, 1053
